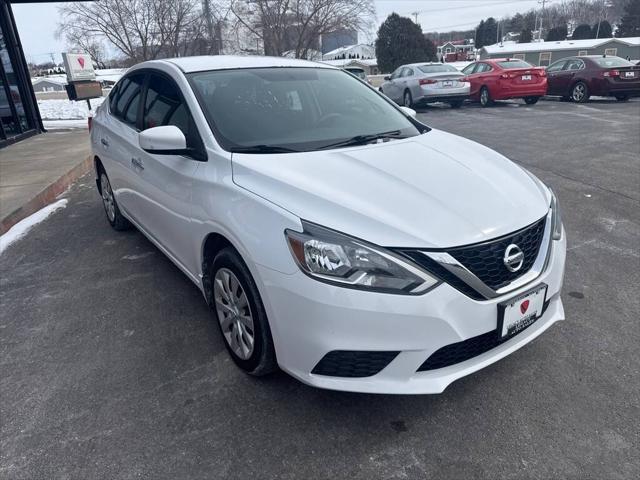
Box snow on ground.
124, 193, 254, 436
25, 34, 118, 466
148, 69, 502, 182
0, 199, 68, 255
43, 119, 90, 130
37, 97, 105, 120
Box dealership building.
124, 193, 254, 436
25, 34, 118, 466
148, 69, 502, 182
0, 0, 51, 147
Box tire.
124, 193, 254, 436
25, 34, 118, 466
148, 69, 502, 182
99, 170, 131, 231
449, 99, 464, 109
571, 82, 590, 103
403, 89, 413, 108
524, 96, 539, 105
615, 94, 629, 102
479, 86, 493, 107
209, 247, 277, 376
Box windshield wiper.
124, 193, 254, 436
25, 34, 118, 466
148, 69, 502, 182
317, 130, 408, 151
231, 145, 300, 154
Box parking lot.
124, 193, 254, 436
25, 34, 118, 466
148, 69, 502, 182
1, 98, 639, 479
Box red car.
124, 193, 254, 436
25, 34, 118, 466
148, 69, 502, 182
461, 58, 547, 106
546, 55, 640, 103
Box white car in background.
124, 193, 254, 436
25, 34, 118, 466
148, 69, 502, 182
380, 62, 470, 109
90, 56, 566, 394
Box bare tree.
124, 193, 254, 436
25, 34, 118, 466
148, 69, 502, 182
57, 0, 225, 63
229, 0, 375, 58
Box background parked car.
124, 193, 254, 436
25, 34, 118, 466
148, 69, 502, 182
343, 67, 370, 84
461, 59, 547, 107
380, 63, 470, 109
546, 55, 640, 103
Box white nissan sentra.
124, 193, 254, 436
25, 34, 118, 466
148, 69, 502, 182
90, 56, 566, 394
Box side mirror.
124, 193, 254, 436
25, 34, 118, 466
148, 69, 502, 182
384, 75, 391, 81
399, 106, 417, 118
139, 125, 188, 155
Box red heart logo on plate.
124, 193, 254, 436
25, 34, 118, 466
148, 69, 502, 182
520, 300, 530, 315
78, 57, 85, 68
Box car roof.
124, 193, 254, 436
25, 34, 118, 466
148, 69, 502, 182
138, 55, 336, 73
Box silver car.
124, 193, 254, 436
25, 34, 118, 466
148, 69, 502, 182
380, 63, 470, 109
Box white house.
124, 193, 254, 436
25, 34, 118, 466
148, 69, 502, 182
320, 58, 380, 76
322, 44, 375, 61
31, 77, 66, 93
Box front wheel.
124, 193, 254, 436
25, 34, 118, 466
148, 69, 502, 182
524, 96, 539, 105
615, 94, 629, 102
571, 82, 590, 103
480, 87, 493, 107
210, 247, 277, 376
403, 90, 413, 108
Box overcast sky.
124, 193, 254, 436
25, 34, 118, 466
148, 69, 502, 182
13, 0, 542, 64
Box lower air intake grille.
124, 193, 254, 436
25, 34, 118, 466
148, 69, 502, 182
311, 350, 400, 377
417, 301, 549, 371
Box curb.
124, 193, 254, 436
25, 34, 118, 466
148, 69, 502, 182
0, 156, 93, 235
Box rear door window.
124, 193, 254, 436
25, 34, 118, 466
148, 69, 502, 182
111, 74, 145, 127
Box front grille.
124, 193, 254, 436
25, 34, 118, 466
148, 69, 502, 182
417, 300, 550, 371
311, 350, 399, 378
449, 216, 547, 290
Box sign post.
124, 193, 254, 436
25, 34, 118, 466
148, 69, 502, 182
62, 52, 102, 110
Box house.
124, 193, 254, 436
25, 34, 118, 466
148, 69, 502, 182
322, 44, 375, 61
437, 41, 475, 62
321, 29, 358, 54
31, 77, 67, 93
320, 58, 380, 76
479, 37, 640, 66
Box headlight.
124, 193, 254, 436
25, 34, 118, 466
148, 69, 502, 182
285, 222, 439, 294
550, 189, 563, 240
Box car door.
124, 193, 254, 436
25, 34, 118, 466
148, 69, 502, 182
97, 73, 146, 220
385, 67, 404, 102
462, 63, 482, 98
545, 60, 569, 95
134, 71, 206, 271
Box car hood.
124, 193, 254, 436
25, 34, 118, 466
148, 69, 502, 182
231, 129, 550, 248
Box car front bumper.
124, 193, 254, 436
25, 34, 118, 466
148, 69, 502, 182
256, 230, 567, 394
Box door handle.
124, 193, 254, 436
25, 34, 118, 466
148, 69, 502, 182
131, 157, 144, 171
100, 138, 109, 147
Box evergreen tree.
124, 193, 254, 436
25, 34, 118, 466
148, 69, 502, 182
519, 29, 533, 43
572, 24, 594, 39
546, 25, 568, 41
483, 18, 499, 46
616, 0, 640, 37
375, 13, 433, 73
593, 20, 613, 38
475, 20, 486, 48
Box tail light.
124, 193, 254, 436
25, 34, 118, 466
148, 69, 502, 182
603, 70, 620, 77
537, 69, 546, 77
500, 73, 515, 79
419, 78, 437, 86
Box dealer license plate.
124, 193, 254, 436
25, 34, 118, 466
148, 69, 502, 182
498, 284, 547, 339
624, 71, 635, 78
443, 80, 453, 87
522, 75, 532, 81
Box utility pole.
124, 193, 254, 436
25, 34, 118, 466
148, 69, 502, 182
411, 11, 420, 24
537, 0, 548, 41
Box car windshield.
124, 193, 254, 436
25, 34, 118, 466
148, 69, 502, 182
498, 60, 533, 69
417, 64, 459, 74
592, 57, 633, 68
345, 68, 366, 79
189, 67, 423, 152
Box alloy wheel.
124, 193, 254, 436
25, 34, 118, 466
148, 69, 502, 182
100, 173, 116, 222
480, 88, 489, 106
214, 268, 255, 360
572, 83, 586, 102
404, 91, 412, 107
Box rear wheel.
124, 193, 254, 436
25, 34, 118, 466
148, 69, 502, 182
571, 82, 590, 103
479, 87, 493, 107
524, 96, 539, 105
449, 99, 464, 109
615, 94, 629, 102
99, 170, 131, 231
403, 89, 413, 108
210, 247, 277, 376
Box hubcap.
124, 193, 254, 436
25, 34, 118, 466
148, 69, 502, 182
214, 268, 254, 360
404, 93, 411, 107
573, 84, 585, 101
481, 89, 488, 104
100, 174, 116, 222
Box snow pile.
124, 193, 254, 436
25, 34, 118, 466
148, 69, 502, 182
37, 97, 105, 120
0, 199, 68, 255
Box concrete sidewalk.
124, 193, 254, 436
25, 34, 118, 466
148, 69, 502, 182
0, 128, 92, 234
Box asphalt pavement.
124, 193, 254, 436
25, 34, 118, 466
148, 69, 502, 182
1, 98, 639, 480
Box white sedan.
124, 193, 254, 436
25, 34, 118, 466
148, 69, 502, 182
90, 55, 566, 394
